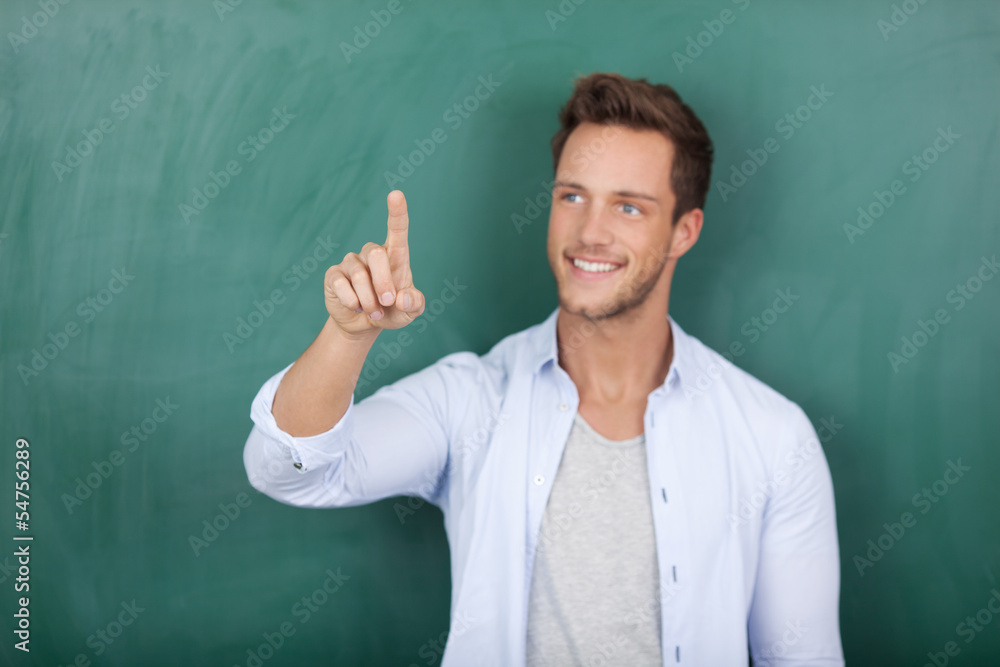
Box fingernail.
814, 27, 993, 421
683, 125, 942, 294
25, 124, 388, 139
354, 307, 363, 313
402, 293, 412, 310
371, 310, 383, 321
381, 291, 393, 306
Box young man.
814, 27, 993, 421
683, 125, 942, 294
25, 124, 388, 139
243, 72, 844, 666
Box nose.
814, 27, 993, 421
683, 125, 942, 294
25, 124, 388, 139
577, 202, 614, 247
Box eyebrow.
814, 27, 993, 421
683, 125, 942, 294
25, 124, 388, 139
552, 180, 660, 203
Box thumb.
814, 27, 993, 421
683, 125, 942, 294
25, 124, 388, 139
397, 286, 425, 313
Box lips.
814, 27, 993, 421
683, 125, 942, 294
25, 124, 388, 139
569, 254, 621, 264
565, 255, 624, 281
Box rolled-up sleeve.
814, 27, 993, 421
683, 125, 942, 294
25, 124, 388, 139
244, 352, 477, 510
748, 402, 844, 666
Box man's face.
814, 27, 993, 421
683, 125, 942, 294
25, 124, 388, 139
547, 121, 689, 322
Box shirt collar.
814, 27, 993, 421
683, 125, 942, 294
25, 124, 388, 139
528, 306, 694, 392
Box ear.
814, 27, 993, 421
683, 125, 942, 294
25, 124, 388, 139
668, 208, 704, 260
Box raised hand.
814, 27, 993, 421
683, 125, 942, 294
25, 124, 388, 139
324, 190, 426, 337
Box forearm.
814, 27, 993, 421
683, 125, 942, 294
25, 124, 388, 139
272, 316, 379, 436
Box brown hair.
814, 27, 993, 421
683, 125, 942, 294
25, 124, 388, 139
550, 72, 714, 224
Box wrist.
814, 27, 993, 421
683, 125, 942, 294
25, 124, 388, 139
324, 316, 381, 346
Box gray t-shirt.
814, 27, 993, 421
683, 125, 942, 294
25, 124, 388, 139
526, 412, 662, 666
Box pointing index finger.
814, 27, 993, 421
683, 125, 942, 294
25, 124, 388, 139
385, 190, 409, 251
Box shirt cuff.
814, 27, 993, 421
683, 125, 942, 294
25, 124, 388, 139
249, 362, 356, 473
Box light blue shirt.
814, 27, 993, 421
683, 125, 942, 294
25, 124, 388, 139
243, 307, 844, 666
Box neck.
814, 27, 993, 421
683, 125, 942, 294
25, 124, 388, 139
556, 300, 674, 405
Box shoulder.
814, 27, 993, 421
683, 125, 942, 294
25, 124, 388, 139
675, 322, 815, 449
393, 315, 544, 398
676, 326, 832, 489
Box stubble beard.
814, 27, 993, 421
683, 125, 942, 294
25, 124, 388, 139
557, 244, 671, 323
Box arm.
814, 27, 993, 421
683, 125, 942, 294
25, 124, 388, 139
243, 190, 443, 508
747, 403, 844, 666
271, 189, 423, 437
243, 351, 464, 510
272, 316, 379, 436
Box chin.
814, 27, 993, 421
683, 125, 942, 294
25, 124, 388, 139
558, 292, 625, 322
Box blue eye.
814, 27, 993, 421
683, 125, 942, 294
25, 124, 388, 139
622, 203, 641, 215
562, 192, 582, 203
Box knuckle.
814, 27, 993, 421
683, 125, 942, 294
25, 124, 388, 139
325, 266, 344, 283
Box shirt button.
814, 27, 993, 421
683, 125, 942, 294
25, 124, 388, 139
533, 475, 544, 485
558, 403, 568, 411
293, 462, 302, 470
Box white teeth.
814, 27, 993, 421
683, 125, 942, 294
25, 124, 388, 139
572, 258, 619, 273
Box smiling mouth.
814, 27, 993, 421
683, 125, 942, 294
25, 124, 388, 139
566, 255, 624, 278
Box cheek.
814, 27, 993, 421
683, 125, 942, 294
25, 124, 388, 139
545, 222, 561, 256
621, 228, 668, 266
547, 210, 573, 240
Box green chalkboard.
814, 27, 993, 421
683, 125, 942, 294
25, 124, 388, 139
1, 0, 998, 665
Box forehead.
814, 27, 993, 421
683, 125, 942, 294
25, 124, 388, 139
558, 122, 675, 194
